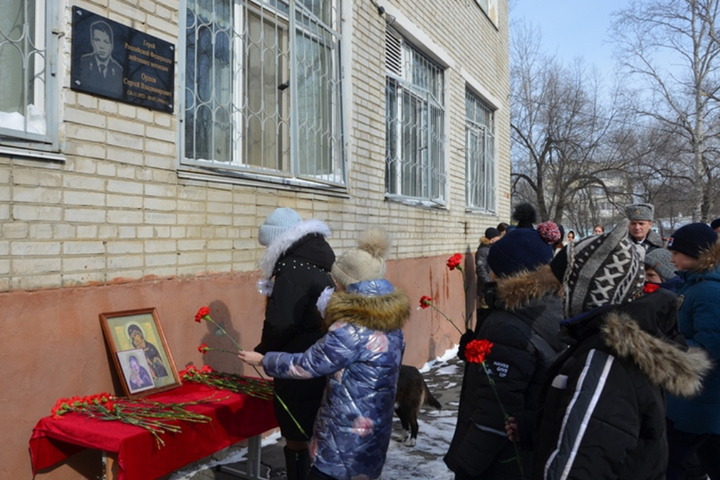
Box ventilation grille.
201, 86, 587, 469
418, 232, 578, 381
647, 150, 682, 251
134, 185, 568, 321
385, 28, 403, 77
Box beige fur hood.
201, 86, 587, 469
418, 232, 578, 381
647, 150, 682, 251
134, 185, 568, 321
601, 312, 713, 398
694, 239, 720, 274
323, 289, 411, 332
495, 264, 562, 311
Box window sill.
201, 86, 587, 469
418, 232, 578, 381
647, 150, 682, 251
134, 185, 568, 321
385, 194, 448, 210
0, 145, 66, 163
178, 167, 350, 198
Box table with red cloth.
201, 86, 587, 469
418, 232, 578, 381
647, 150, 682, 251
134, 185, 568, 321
29, 382, 278, 480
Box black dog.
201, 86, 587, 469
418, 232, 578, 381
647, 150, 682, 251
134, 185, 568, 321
394, 365, 442, 446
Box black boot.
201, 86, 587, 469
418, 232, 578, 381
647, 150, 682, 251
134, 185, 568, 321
284, 446, 311, 480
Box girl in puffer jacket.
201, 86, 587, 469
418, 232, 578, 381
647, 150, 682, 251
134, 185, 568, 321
239, 228, 410, 480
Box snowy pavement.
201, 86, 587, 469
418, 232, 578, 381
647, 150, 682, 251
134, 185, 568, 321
171, 347, 463, 480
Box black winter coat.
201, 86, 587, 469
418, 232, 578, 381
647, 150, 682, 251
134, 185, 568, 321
445, 266, 566, 480
532, 289, 711, 480
255, 219, 336, 440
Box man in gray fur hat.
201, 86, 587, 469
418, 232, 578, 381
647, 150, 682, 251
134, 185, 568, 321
625, 203, 664, 252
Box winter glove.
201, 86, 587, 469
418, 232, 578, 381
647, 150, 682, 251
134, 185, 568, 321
457, 329, 475, 361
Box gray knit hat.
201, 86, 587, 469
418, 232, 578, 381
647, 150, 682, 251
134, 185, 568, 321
644, 248, 676, 282
258, 207, 302, 246
332, 228, 390, 288
561, 219, 645, 318
625, 203, 654, 221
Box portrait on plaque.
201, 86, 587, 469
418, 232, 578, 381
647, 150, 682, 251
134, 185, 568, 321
77, 20, 124, 98
71, 7, 175, 112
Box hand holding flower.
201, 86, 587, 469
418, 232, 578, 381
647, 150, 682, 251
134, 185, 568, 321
238, 351, 264, 366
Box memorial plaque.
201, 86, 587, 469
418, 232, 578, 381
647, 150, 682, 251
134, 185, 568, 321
71, 7, 175, 113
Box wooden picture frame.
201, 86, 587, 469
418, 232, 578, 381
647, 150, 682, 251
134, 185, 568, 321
100, 308, 181, 397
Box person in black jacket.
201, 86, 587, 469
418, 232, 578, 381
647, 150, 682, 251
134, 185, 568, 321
475, 227, 501, 308
528, 219, 712, 480
445, 226, 566, 480
255, 207, 336, 480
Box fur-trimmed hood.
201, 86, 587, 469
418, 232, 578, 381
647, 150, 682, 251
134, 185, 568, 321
323, 289, 411, 332
601, 311, 712, 398
259, 218, 331, 277
495, 264, 562, 311
692, 239, 720, 274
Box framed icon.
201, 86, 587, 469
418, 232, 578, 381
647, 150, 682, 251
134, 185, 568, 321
100, 308, 181, 397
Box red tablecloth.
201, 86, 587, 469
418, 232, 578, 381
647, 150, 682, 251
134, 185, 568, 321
29, 382, 277, 480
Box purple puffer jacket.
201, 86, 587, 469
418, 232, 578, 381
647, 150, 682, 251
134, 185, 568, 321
262, 279, 410, 480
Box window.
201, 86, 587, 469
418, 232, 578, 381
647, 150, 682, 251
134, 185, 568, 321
182, 0, 344, 186
385, 29, 446, 204
0, 0, 58, 150
465, 90, 496, 212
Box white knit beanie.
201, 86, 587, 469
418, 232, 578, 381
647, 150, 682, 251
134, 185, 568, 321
332, 228, 391, 288
258, 207, 302, 247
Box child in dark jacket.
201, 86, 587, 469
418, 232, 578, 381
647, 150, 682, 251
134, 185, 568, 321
665, 223, 720, 480
255, 207, 336, 479
445, 225, 566, 480
240, 228, 410, 480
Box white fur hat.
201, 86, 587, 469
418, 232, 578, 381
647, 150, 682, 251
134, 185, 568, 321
258, 207, 302, 246
332, 228, 391, 288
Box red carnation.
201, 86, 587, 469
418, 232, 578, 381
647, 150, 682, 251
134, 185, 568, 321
198, 343, 209, 354
643, 283, 660, 294
419, 295, 432, 309
465, 339, 494, 364
446, 253, 463, 271
195, 306, 210, 322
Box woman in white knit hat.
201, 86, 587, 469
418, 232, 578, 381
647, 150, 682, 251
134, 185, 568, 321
240, 228, 410, 480
255, 207, 336, 480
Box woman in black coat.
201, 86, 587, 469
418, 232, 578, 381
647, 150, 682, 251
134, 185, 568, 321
256, 208, 336, 480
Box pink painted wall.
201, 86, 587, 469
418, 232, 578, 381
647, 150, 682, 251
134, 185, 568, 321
4, 254, 472, 479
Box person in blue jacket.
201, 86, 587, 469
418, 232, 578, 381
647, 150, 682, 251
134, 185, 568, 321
240, 228, 410, 480
665, 223, 720, 480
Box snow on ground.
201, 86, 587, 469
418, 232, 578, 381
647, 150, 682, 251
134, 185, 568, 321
170, 346, 463, 480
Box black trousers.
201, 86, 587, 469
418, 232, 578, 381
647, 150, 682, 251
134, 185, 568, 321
667, 420, 720, 480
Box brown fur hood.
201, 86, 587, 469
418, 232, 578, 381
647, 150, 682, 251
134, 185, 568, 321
601, 312, 713, 398
323, 289, 411, 332
495, 264, 562, 311
693, 240, 720, 274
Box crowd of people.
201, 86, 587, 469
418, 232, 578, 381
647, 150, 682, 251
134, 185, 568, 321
235, 203, 720, 480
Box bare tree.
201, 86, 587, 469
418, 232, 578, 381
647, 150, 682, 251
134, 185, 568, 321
611, 0, 720, 222
510, 21, 633, 224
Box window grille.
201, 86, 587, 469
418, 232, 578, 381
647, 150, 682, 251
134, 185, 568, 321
182, 0, 344, 185
385, 29, 446, 204
465, 90, 496, 212
0, 0, 57, 149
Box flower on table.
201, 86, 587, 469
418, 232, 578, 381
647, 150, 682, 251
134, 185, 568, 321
447, 253, 463, 271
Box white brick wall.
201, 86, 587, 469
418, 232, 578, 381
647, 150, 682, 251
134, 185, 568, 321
0, 0, 510, 292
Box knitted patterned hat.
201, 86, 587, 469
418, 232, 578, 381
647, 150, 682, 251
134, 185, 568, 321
332, 228, 391, 288
668, 223, 717, 259
644, 248, 676, 282
486, 228, 554, 278
625, 203, 654, 221
258, 207, 302, 246
560, 219, 645, 318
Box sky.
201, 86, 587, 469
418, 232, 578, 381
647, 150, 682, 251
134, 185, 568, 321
509, 0, 631, 73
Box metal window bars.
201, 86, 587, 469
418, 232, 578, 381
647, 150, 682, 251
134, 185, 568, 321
465, 90, 496, 212
183, 0, 344, 185
384, 32, 446, 204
